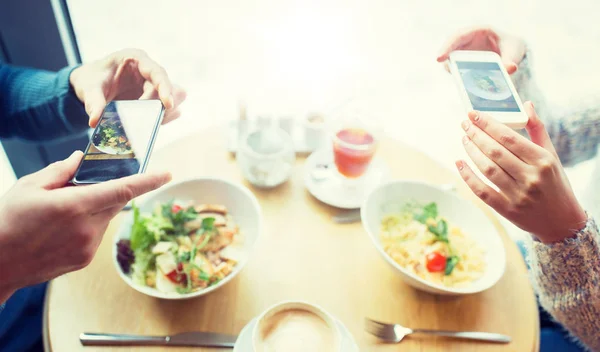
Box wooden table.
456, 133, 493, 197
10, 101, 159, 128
45, 127, 539, 352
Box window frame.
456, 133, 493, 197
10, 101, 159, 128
0, 0, 87, 178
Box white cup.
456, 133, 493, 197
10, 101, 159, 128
252, 301, 342, 352
236, 128, 295, 188
278, 116, 295, 136
304, 113, 327, 151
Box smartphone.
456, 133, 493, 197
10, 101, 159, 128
72, 99, 165, 184
448, 50, 528, 129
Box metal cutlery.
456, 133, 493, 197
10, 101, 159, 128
332, 209, 361, 224
80, 331, 236, 348
365, 318, 511, 344
332, 183, 457, 224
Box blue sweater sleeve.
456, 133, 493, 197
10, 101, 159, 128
0, 63, 90, 142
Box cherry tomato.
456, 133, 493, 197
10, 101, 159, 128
172, 204, 183, 213
166, 263, 187, 285
425, 251, 447, 272
165, 270, 179, 283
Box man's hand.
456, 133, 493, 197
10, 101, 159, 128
69, 49, 187, 128
0, 151, 171, 303
436, 27, 526, 74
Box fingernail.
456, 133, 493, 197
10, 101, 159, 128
455, 160, 464, 170
462, 135, 470, 145
468, 111, 480, 122
153, 171, 172, 184
461, 120, 470, 131
89, 108, 101, 121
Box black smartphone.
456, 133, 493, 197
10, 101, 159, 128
72, 99, 165, 184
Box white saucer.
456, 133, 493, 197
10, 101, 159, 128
304, 148, 390, 209
233, 317, 360, 352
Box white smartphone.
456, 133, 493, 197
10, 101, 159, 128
72, 99, 165, 185
448, 50, 528, 129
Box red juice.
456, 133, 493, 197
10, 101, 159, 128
333, 128, 376, 178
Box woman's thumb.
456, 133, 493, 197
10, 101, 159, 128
524, 102, 559, 159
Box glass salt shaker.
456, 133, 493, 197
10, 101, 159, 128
237, 127, 295, 188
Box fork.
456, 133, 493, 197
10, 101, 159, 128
365, 318, 511, 344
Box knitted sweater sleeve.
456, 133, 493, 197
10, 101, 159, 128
528, 218, 600, 351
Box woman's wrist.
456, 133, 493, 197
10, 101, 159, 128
533, 208, 589, 244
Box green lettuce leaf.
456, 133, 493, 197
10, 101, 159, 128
160, 201, 197, 235
428, 219, 449, 243
130, 205, 154, 251
445, 255, 459, 275
130, 204, 173, 251
131, 249, 154, 285
413, 202, 438, 224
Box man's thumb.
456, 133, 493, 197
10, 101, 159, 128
33, 151, 84, 189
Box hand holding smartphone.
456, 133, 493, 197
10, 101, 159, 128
72, 100, 165, 184
448, 50, 528, 129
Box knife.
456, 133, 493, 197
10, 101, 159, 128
80, 332, 236, 348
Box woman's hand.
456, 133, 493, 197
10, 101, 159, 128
456, 103, 588, 243
69, 48, 187, 128
436, 27, 526, 74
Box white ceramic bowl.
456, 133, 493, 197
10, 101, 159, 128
113, 178, 262, 299
361, 180, 506, 295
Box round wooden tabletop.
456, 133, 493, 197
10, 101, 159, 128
45, 126, 539, 352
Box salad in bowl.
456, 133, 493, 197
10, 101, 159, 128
113, 178, 261, 299
117, 201, 244, 294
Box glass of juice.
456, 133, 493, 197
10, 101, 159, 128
331, 110, 379, 183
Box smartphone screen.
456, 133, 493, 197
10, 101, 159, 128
73, 100, 164, 184
456, 62, 520, 112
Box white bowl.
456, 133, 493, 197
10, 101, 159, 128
361, 180, 506, 296
113, 177, 262, 299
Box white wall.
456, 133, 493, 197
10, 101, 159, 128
3, 0, 598, 223
65, 0, 600, 168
